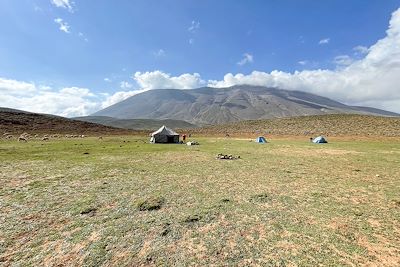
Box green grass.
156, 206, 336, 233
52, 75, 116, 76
1, 136, 400, 266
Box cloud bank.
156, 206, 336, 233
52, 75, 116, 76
0, 78, 99, 117
1, 8, 400, 116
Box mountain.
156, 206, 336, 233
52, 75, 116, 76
190, 114, 400, 137
73, 116, 197, 130
0, 108, 135, 135
93, 85, 399, 125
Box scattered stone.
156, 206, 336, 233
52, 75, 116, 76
250, 193, 269, 203
354, 210, 364, 216
183, 214, 201, 223
83, 152, 89, 155
80, 207, 97, 216
221, 198, 231, 203
186, 141, 199, 146
216, 153, 241, 160
376, 174, 380, 177
160, 222, 171, 236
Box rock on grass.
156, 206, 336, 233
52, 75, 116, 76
250, 193, 269, 203
136, 196, 165, 211
79, 206, 97, 216
183, 214, 202, 223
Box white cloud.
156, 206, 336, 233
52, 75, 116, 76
120, 81, 133, 89
78, 32, 88, 42
333, 55, 354, 66
51, 0, 74, 12
101, 90, 145, 108
353, 45, 369, 55
60, 87, 94, 97
298, 60, 308, 66
189, 38, 194, 44
104, 78, 111, 82
237, 53, 254, 66
153, 49, 166, 57
133, 71, 206, 90
54, 18, 70, 33
319, 38, 330, 45
0, 78, 36, 95
0, 79, 100, 117
188, 20, 200, 33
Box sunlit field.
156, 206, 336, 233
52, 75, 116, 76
1, 136, 399, 266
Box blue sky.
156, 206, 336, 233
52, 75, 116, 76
1, 0, 400, 116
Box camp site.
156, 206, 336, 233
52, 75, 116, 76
1, 113, 400, 266
2, 1, 400, 266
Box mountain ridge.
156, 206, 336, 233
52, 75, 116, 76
93, 85, 399, 125
0, 108, 135, 135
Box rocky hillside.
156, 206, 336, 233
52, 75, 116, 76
189, 114, 400, 137
93, 85, 399, 125
0, 108, 136, 135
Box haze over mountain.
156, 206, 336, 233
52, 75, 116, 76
93, 85, 399, 125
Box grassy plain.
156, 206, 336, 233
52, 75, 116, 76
1, 136, 399, 266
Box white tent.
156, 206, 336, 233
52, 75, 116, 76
312, 136, 328, 144
150, 125, 180, 143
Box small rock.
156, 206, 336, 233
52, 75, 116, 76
137, 196, 165, 211
80, 207, 97, 216
183, 214, 201, 223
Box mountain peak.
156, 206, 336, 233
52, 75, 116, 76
93, 86, 399, 125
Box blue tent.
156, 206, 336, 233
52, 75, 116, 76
312, 136, 328, 143
255, 136, 267, 143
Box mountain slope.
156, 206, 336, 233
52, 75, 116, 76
93, 85, 399, 125
0, 108, 135, 135
191, 114, 400, 137
74, 116, 197, 130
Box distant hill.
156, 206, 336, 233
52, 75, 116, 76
0, 108, 136, 135
92, 85, 399, 125
190, 114, 400, 137
74, 116, 197, 130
